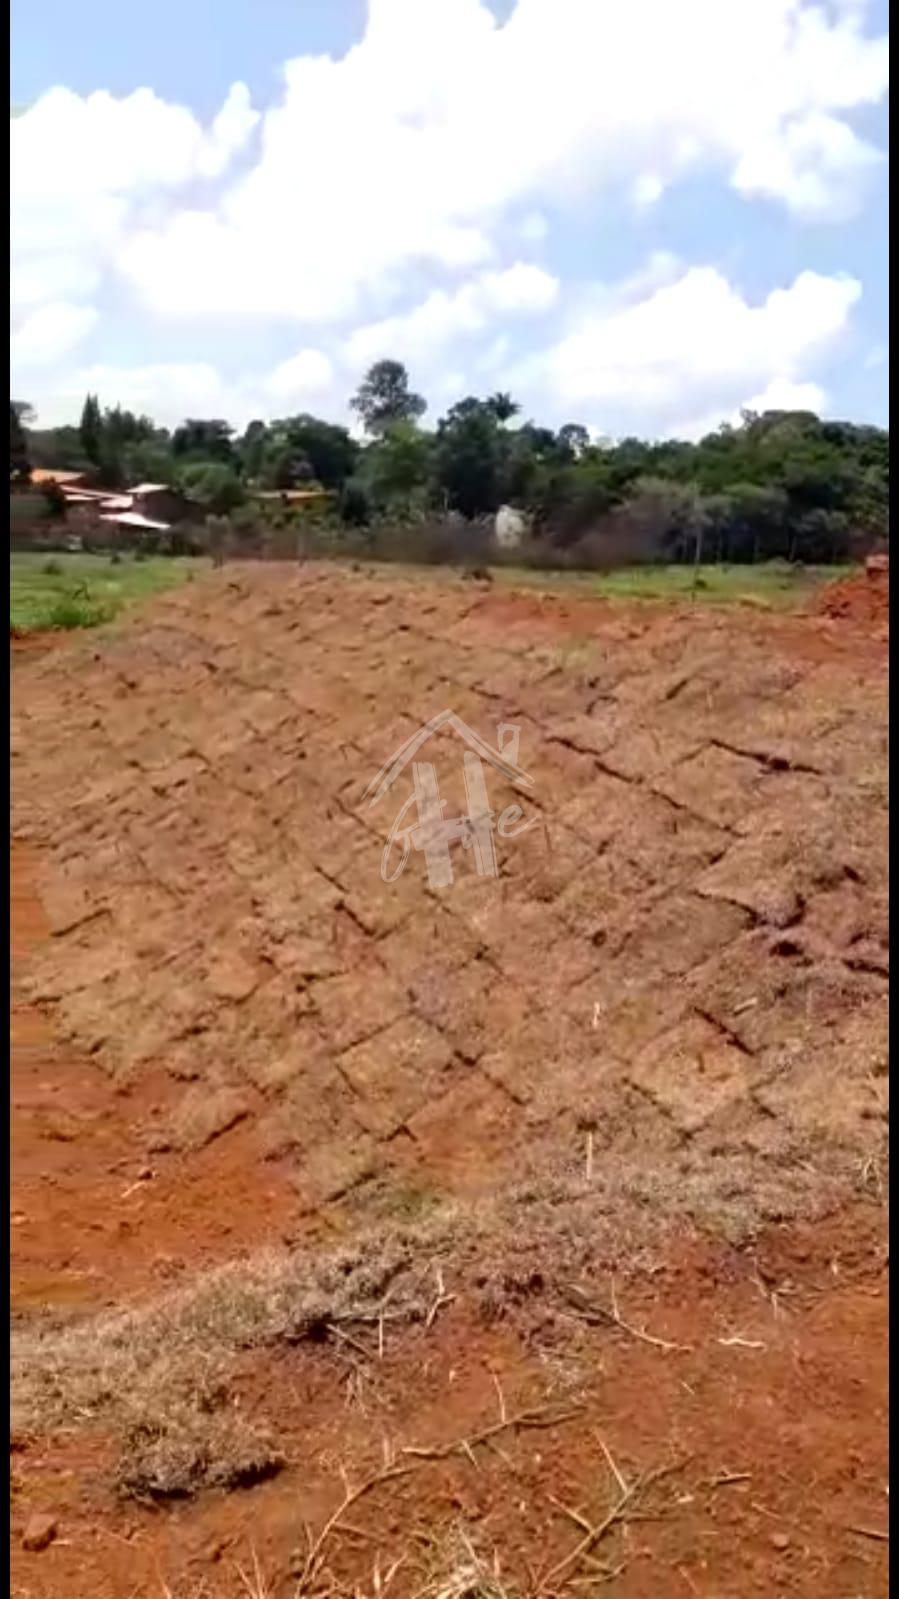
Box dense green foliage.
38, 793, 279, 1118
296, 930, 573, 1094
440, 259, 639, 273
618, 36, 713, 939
13, 364, 889, 565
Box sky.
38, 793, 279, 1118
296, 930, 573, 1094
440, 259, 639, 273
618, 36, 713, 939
10, 0, 890, 441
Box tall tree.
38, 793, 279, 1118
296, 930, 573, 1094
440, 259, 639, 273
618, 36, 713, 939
176, 460, 246, 513
265, 415, 359, 489
350, 360, 426, 437
103, 405, 156, 451
239, 420, 268, 481
79, 393, 103, 466
10, 401, 33, 484
486, 392, 520, 424
365, 422, 433, 513
434, 397, 505, 518
171, 419, 236, 465
557, 423, 590, 460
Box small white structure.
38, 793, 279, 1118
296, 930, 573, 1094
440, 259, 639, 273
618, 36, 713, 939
99, 510, 170, 533
494, 504, 528, 550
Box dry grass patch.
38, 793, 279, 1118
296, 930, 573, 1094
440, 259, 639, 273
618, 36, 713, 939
166, 1084, 250, 1151
413, 1526, 519, 1598
11, 1224, 447, 1499
117, 1378, 283, 1500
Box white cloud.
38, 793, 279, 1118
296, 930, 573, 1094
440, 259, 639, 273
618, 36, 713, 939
16, 256, 860, 440
516, 212, 548, 243
731, 112, 883, 221
20, 362, 238, 429
11, 301, 98, 368
672, 379, 829, 443
632, 173, 664, 209
8, 0, 886, 429
530, 264, 859, 437
199, 84, 261, 179
263, 349, 335, 404
743, 378, 827, 415
343, 262, 558, 366
17, 350, 340, 432
11, 0, 883, 332
10, 82, 258, 314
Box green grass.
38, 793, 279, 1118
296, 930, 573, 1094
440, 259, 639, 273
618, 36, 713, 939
10, 552, 209, 634
342, 556, 854, 610
10, 552, 854, 635
491, 559, 855, 608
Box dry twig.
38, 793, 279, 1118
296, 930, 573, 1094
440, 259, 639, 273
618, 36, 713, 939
564, 1280, 692, 1353
539, 1456, 685, 1593
233, 1545, 272, 1599
293, 1403, 582, 1593
400, 1403, 583, 1465
425, 1265, 456, 1330
293, 1461, 413, 1594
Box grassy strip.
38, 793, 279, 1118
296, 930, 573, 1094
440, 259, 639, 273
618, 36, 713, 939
490, 560, 855, 607
10, 552, 208, 634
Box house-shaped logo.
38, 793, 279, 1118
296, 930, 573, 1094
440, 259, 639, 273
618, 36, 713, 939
363, 710, 537, 889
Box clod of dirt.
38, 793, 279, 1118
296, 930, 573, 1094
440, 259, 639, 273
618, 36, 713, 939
167, 1086, 249, 1152
815, 569, 889, 624
22, 1513, 58, 1552
770, 1531, 790, 1552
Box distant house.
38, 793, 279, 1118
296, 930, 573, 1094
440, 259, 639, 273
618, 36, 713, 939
60, 478, 191, 536
30, 468, 89, 489
13, 468, 196, 549
129, 483, 191, 523
252, 488, 333, 506
99, 509, 171, 534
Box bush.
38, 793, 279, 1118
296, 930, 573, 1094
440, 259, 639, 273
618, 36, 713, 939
365, 516, 494, 566
46, 592, 113, 630
339, 479, 371, 526
494, 538, 572, 572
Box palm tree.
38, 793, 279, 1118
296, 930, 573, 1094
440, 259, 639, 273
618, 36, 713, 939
486, 392, 520, 425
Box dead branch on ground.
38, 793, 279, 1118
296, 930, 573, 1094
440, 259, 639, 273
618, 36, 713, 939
425, 1264, 456, 1330
292, 1461, 414, 1594
538, 1440, 687, 1595
292, 1399, 582, 1593
400, 1403, 583, 1466
563, 1279, 692, 1353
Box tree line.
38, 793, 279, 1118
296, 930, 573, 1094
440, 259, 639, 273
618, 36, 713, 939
11, 358, 889, 564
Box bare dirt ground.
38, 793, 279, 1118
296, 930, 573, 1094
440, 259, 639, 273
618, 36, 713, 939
10, 564, 888, 1597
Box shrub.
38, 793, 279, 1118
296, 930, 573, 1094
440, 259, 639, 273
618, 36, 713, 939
46, 592, 113, 630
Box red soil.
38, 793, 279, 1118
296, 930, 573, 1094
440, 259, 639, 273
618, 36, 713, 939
9, 565, 889, 1597
814, 567, 890, 625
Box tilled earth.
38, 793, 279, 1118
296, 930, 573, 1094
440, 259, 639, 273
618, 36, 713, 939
11, 564, 888, 1233
9, 563, 889, 1597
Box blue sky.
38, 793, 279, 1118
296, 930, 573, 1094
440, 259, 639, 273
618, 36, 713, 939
11, 0, 889, 439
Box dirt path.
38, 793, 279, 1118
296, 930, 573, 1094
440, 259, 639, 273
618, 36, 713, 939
9, 565, 889, 1596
